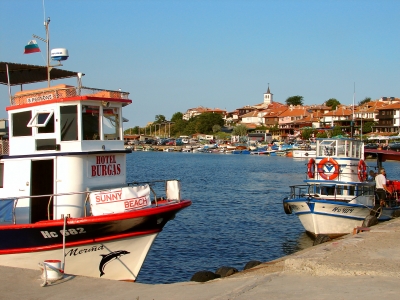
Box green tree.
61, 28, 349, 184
361, 121, 375, 134
171, 119, 187, 136
184, 119, 198, 135
171, 112, 183, 123
232, 124, 248, 136
316, 131, 328, 138
285, 95, 304, 106
212, 124, 221, 133
124, 126, 140, 134
154, 114, 166, 124
325, 98, 340, 110
194, 113, 224, 134
332, 126, 343, 137
301, 128, 314, 140
359, 97, 371, 106
214, 131, 231, 141
268, 124, 280, 134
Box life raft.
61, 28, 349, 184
358, 159, 367, 182
317, 157, 339, 180
307, 158, 315, 179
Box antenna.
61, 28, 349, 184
33, 16, 69, 87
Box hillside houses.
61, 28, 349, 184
181, 86, 400, 140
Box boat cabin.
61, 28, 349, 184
316, 138, 363, 159
0, 63, 133, 224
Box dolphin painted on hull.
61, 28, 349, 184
99, 250, 130, 277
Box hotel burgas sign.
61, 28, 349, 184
90, 155, 122, 177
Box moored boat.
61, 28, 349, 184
0, 50, 191, 280
292, 149, 316, 158
282, 138, 400, 240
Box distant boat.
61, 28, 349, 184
292, 150, 316, 158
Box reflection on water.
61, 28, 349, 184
281, 232, 314, 256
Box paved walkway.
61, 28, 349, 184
2, 218, 400, 299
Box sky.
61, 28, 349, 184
1, 0, 400, 129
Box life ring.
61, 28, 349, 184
307, 158, 315, 179
317, 157, 339, 180
358, 159, 367, 182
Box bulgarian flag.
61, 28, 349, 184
24, 40, 41, 54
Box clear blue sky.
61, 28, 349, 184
1, 0, 400, 128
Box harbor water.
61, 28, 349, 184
127, 151, 400, 284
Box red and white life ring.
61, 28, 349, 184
358, 159, 367, 182
317, 157, 340, 180
307, 158, 315, 179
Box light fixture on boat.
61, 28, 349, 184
102, 145, 105, 150
102, 101, 110, 107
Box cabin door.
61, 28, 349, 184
30, 159, 54, 223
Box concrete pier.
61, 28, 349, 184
2, 218, 400, 299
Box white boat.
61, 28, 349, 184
292, 149, 316, 158
283, 138, 400, 239
0, 28, 191, 282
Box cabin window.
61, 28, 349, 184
82, 105, 100, 140
60, 105, 78, 141
28, 111, 54, 128
12, 111, 32, 137
102, 107, 120, 140
36, 139, 57, 151
38, 114, 55, 133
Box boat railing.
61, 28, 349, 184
289, 185, 313, 199
11, 85, 130, 106
289, 183, 375, 203
0, 179, 181, 224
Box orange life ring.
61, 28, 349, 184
358, 159, 367, 182
307, 158, 315, 179
317, 157, 339, 180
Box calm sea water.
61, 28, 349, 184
126, 151, 400, 284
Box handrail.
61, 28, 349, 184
0, 179, 181, 224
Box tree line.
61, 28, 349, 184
125, 95, 374, 140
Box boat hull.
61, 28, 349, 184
285, 198, 383, 238
0, 200, 191, 280
0, 232, 158, 281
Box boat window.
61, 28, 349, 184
336, 185, 343, 195
38, 114, 55, 134
82, 105, 100, 140
319, 185, 335, 196
348, 185, 355, 196
36, 139, 57, 151
60, 105, 78, 141
102, 107, 120, 140
27, 111, 54, 128
12, 111, 32, 137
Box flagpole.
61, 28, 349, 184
33, 17, 51, 87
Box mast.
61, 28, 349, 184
33, 17, 51, 87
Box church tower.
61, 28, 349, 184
263, 84, 273, 105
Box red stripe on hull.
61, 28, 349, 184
0, 200, 191, 230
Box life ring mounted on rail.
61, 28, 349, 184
307, 158, 315, 179
358, 159, 367, 182
317, 157, 340, 180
